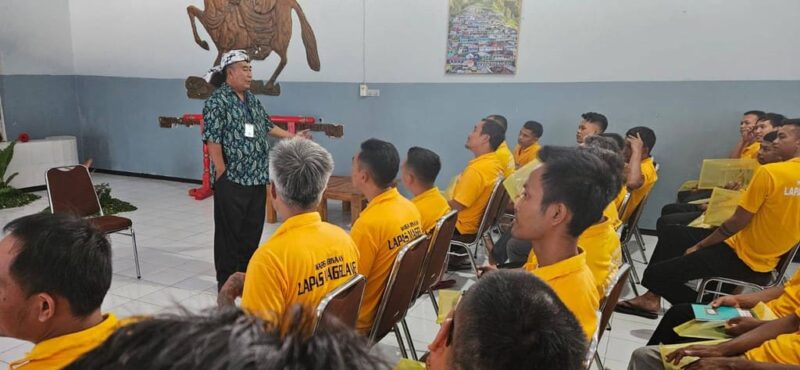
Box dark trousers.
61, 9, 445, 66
213, 175, 266, 291
647, 303, 697, 345
677, 189, 713, 204
642, 243, 771, 305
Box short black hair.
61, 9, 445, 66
538, 146, 616, 237
625, 126, 657, 151
522, 121, 544, 138
4, 213, 111, 317
763, 131, 778, 142
451, 270, 586, 370
66, 306, 389, 370
599, 133, 625, 154
744, 110, 766, 120
486, 114, 508, 131
581, 112, 608, 132
481, 119, 506, 151
782, 118, 800, 129
761, 112, 786, 127
358, 138, 400, 189
405, 147, 441, 186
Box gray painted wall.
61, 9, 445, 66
2, 75, 800, 228
0, 75, 81, 143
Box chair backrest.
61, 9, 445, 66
616, 192, 632, 220
314, 274, 366, 333
772, 241, 800, 283
623, 188, 653, 232
597, 264, 631, 343
473, 178, 507, 239
415, 211, 458, 298
45, 165, 102, 217
368, 235, 429, 343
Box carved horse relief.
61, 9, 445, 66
186, 0, 320, 98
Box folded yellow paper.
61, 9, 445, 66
436, 289, 461, 324
659, 339, 728, 370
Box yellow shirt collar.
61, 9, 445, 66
411, 187, 441, 203
515, 142, 539, 155
470, 152, 498, 165
272, 212, 322, 238
365, 187, 401, 211
531, 248, 588, 281
19, 313, 119, 365
580, 218, 615, 239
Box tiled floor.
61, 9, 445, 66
0, 174, 796, 369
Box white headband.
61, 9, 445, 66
203, 50, 250, 82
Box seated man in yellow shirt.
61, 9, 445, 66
729, 110, 766, 159
628, 307, 800, 369
482, 146, 619, 339
753, 113, 785, 145
486, 114, 515, 177
0, 213, 123, 370
401, 146, 451, 233
620, 126, 658, 222
66, 306, 388, 369
447, 118, 504, 269
218, 139, 359, 321
617, 120, 800, 319
575, 111, 608, 145
513, 120, 543, 168
350, 138, 424, 333
425, 271, 587, 370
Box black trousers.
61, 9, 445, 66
642, 243, 771, 305
213, 175, 266, 291
647, 303, 697, 345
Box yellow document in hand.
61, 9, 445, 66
697, 159, 758, 189
393, 359, 426, 370
703, 188, 744, 226
436, 289, 461, 324
503, 160, 540, 201
672, 302, 777, 340
659, 339, 728, 370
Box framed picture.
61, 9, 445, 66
446, 0, 522, 75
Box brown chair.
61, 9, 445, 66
45, 165, 141, 279
399, 210, 458, 359
696, 241, 800, 302
313, 274, 366, 333
368, 235, 429, 360
619, 187, 655, 296
587, 264, 632, 369
449, 178, 507, 275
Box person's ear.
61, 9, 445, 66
269, 183, 278, 200
549, 203, 570, 228
35, 293, 57, 323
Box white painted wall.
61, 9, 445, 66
0, 0, 75, 75
6, 0, 800, 82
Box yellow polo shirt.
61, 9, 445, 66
241, 212, 359, 320
411, 187, 451, 233
766, 269, 800, 317
513, 142, 540, 168
741, 142, 761, 160
578, 217, 622, 295
725, 158, 800, 272
351, 188, 423, 333
524, 249, 599, 339
496, 141, 516, 177
613, 186, 628, 212
452, 152, 502, 235
621, 157, 658, 222
602, 201, 622, 231
744, 331, 800, 365
10, 314, 122, 370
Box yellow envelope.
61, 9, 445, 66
703, 188, 744, 226
393, 359, 426, 370
503, 160, 541, 201
751, 301, 777, 320
436, 289, 461, 324
679, 180, 699, 192
659, 339, 728, 370
697, 159, 759, 189
673, 320, 729, 340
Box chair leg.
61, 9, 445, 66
594, 352, 603, 369
621, 244, 640, 284
633, 226, 649, 264
428, 290, 439, 314
465, 249, 479, 277
401, 318, 418, 361
130, 227, 142, 279
394, 324, 408, 359
628, 276, 640, 297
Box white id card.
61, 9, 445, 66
244, 123, 255, 138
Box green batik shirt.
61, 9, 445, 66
202, 83, 275, 186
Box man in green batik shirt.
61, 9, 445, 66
202, 50, 310, 291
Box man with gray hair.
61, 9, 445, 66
218, 138, 359, 321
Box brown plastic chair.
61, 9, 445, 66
368, 235, 429, 360
449, 178, 507, 275
399, 210, 458, 359
313, 274, 366, 333
587, 264, 632, 369
696, 241, 800, 302
45, 165, 141, 278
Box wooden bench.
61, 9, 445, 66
266, 176, 367, 224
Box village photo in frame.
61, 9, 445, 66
446, 0, 522, 75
